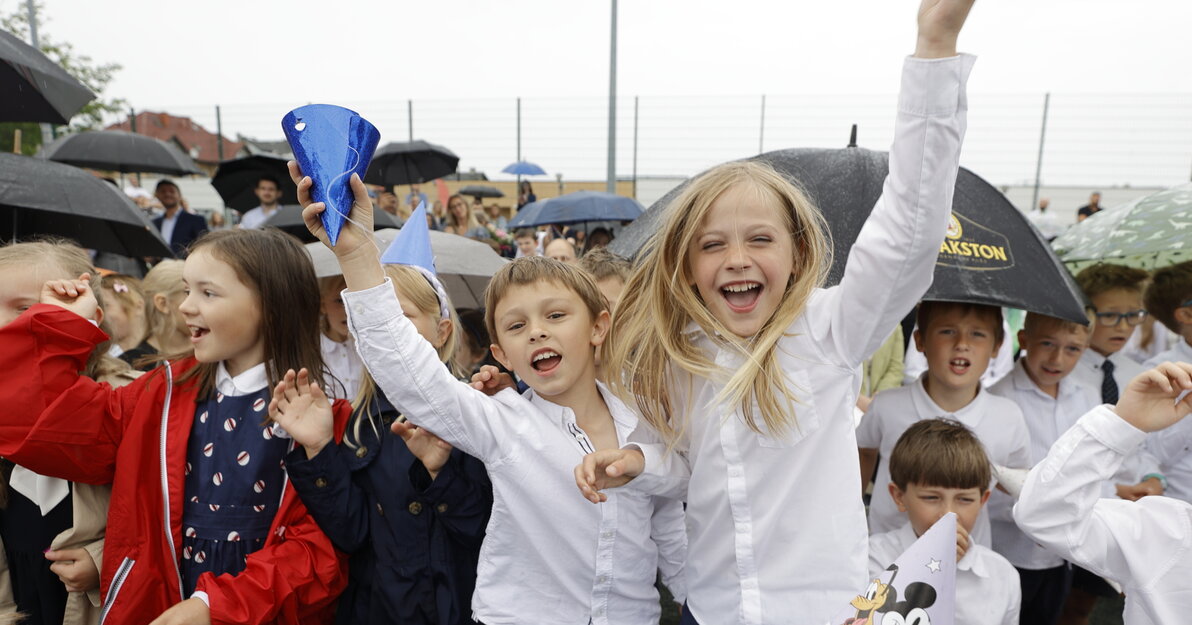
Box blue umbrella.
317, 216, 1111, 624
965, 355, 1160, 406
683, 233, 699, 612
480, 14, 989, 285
501, 160, 547, 176
508, 190, 643, 228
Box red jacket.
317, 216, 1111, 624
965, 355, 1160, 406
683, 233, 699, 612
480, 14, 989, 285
0, 305, 349, 625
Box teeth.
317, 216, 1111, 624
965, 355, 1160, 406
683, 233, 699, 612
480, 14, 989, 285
533, 351, 559, 363
722, 283, 759, 293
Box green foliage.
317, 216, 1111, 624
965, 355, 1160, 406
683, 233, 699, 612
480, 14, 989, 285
0, 1, 126, 153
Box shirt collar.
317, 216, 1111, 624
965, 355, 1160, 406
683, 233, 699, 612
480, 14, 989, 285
215, 361, 269, 396
525, 381, 639, 442
957, 541, 988, 577
910, 373, 987, 422
1009, 358, 1082, 400
320, 332, 353, 353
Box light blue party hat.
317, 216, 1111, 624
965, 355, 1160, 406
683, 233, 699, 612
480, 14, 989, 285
381, 202, 436, 274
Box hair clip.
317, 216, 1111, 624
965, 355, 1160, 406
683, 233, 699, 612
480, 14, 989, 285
113, 282, 129, 293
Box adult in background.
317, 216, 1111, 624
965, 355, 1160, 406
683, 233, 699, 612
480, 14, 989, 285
404, 183, 429, 209
1028, 198, 1066, 242
516, 180, 536, 210
238, 176, 285, 229
151, 180, 207, 257
1077, 191, 1104, 222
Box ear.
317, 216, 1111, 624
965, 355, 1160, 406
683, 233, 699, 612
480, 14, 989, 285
888, 483, 908, 512
153, 293, 170, 314
912, 328, 925, 353
436, 318, 453, 349
1175, 307, 1192, 326
93, 306, 105, 326
991, 336, 1003, 357
1016, 329, 1027, 349
979, 489, 991, 506
590, 309, 612, 347
490, 342, 513, 372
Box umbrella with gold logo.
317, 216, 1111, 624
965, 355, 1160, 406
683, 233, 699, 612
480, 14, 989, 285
610, 140, 1088, 324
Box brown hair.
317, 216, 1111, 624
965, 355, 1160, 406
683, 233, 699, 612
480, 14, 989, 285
1022, 311, 1091, 338
916, 301, 1005, 345
577, 247, 632, 285
889, 418, 992, 492
1074, 263, 1148, 299
483, 256, 607, 345
1144, 261, 1192, 334
165, 229, 326, 405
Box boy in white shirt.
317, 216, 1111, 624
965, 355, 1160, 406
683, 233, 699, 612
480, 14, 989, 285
283, 167, 685, 625
1069, 264, 1150, 405
988, 312, 1098, 625
1142, 261, 1192, 503
1015, 362, 1192, 625
858, 301, 1032, 547
869, 418, 1020, 625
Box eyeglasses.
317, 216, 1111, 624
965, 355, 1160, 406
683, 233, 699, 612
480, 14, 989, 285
1088, 308, 1148, 327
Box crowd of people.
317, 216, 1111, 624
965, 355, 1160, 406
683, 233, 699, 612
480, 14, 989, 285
2, 2, 1192, 625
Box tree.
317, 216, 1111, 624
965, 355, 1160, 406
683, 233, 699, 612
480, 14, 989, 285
0, 1, 126, 154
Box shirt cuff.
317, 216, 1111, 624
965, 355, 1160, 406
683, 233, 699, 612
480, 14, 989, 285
899, 53, 976, 118
1085, 404, 1148, 456
191, 591, 210, 607
342, 278, 404, 328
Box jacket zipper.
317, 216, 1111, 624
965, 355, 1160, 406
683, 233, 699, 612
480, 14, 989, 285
99, 556, 135, 625
159, 361, 185, 599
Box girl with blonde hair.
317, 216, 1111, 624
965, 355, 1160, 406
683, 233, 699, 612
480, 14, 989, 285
575, 2, 978, 622
98, 274, 149, 358
120, 259, 191, 369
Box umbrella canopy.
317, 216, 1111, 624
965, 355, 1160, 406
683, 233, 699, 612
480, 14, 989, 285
0, 153, 172, 257
501, 161, 547, 176
305, 228, 507, 309
0, 29, 94, 124
363, 140, 459, 187
458, 185, 504, 200
263, 205, 401, 242
38, 130, 203, 176
609, 146, 1088, 324
1052, 182, 1192, 272
212, 154, 298, 212
509, 191, 643, 228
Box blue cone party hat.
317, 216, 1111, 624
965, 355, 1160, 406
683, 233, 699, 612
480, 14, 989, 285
281, 104, 380, 246
382, 203, 451, 319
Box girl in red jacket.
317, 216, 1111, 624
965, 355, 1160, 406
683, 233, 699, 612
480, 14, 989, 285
0, 229, 349, 625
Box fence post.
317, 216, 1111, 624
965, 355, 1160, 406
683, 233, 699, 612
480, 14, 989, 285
632, 96, 639, 198
215, 105, 224, 162
1030, 92, 1050, 213
407, 99, 414, 141
759, 94, 766, 154
606, 0, 617, 194
516, 97, 522, 194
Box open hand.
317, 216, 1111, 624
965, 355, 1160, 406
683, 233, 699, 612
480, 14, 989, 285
268, 368, 334, 459
391, 418, 453, 479
148, 598, 210, 625
573, 448, 645, 503
45, 548, 99, 593
915, 0, 975, 59
41, 273, 99, 321
1114, 362, 1192, 433
288, 161, 376, 260
470, 365, 516, 395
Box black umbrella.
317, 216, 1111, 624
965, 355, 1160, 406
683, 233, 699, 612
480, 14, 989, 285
363, 140, 459, 186
38, 130, 203, 176
212, 154, 298, 212
458, 185, 504, 200
0, 153, 172, 257
262, 205, 402, 243
0, 30, 95, 124
610, 145, 1088, 324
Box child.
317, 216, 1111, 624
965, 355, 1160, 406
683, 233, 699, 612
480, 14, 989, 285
513, 228, 539, 258
98, 274, 149, 359
318, 275, 364, 401
988, 312, 1098, 625
858, 301, 1031, 547
869, 418, 1020, 625
1069, 264, 1150, 404
120, 259, 192, 370
291, 165, 686, 624
576, 247, 632, 313
0, 240, 139, 625
0, 229, 348, 624
278, 262, 491, 625
1014, 362, 1192, 624
1141, 261, 1192, 504
575, 2, 977, 621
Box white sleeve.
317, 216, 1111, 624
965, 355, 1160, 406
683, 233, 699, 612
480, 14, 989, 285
806, 55, 975, 369
622, 441, 691, 500
343, 279, 515, 465
1014, 405, 1192, 589
650, 497, 688, 604
989, 404, 1032, 523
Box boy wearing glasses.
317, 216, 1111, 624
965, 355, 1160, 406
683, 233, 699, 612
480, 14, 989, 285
1142, 261, 1192, 504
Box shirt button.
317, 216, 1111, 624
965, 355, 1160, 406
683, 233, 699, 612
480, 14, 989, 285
408, 501, 423, 515
597, 575, 608, 584
355, 446, 368, 458
436, 503, 448, 514
376, 503, 385, 516
314, 477, 328, 488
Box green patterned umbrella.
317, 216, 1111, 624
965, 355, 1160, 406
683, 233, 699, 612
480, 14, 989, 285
1053, 182, 1192, 272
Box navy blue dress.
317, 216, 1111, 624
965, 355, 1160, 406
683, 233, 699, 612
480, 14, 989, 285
287, 391, 492, 625
180, 388, 288, 594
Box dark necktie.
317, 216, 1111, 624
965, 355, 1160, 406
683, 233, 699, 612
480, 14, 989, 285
1101, 359, 1118, 404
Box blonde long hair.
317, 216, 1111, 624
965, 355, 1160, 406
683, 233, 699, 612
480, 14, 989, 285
346, 264, 460, 448
602, 160, 832, 444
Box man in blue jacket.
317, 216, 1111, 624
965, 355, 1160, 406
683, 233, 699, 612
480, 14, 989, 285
151, 180, 208, 257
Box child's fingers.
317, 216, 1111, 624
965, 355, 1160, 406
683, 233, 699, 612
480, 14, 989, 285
348, 173, 372, 212
295, 368, 310, 395
308, 380, 327, 406
281, 370, 300, 402
287, 161, 305, 187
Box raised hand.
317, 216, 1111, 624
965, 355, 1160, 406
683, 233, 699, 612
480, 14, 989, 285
955, 523, 971, 562
288, 161, 385, 291
391, 418, 454, 480
573, 448, 645, 504
470, 365, 516, 395
915, 0, 976, 59
1114, 362, 1192, 433
268, 368, 335, 459
41, 273, 99, 321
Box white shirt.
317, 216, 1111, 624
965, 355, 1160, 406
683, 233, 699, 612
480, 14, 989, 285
1144, 342, 1192, 503
987, 360, 1099, 569
238, 205, 280, 229
1143, 336, 1192, 368
1122, 321, 1176, 365
869, 523, 1021, 625
902, 319, 1015, 388
1014, 405, 1192, 625
1026, 208, 1067, 241
1070, 349, 1161, 483
343, 280, 683, 625
857, 377, 1031, 548
320, 333, 363, 401
160, 211, 180, 244
627, 54, 976, 625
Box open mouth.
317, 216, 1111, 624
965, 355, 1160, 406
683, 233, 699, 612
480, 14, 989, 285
948, 358, 971, 376
720, 281, 762, 313
189, 325, 209, 343
530, 349, 562, 374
